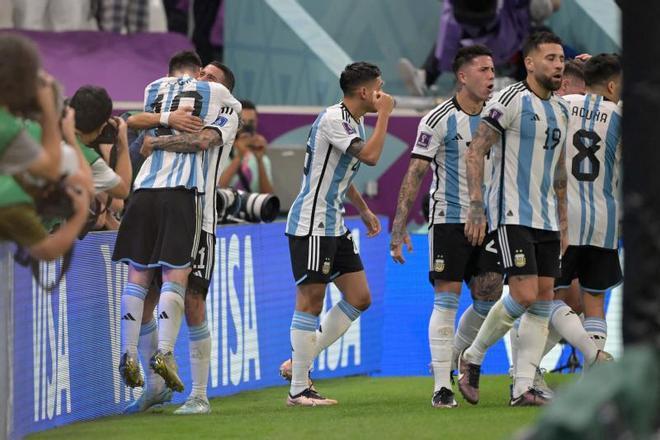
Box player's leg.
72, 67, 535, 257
286, 235, 337, 406
315, 231, 367, 356
458, 226, 534, 404
119, 264, 154, 388
175, 232, 216, 415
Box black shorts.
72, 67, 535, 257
496, 225, 560, 277
288, 231, 364, 285
555, 245, 622, 293
428, 223, 501, 285
188, 230, 216, 298
112, 188, 201, 268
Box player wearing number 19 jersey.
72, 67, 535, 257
554, 53, 623, 355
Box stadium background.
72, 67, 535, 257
0, 0, 625, 438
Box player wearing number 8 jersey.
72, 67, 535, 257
554, 53, 622, 356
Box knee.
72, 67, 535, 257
513, 292, 537, 308
348, 289, 371, 311
470, 273, 504, 302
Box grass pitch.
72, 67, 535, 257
28, 374, 573, 440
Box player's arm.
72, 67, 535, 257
390, 157, 430, 263
554, 145, 568, 253
346, 184, 381, 237
127, 106, 204, 132
345, 92, 395, 165
465, 122, 500, 246
141, 128, 223, 156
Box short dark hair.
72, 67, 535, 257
452, 44, 493, 75
208, 61, 236, 92
339, 62, 381, 95
563, 59, 585, 81
239, 99, 256, 111
0, 33, 41, 113
168, 50, 202, 75
69, 85, 113, 134
583, 53, 622, 87
522, 31, 563, 57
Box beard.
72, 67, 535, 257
537, 73, 561, 92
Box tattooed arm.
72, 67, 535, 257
554, 146, 568, 253
465, 122, 500, 246
390, 157, 431, 263
140, 128, 223, 157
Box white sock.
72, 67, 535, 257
121, 283, 147, 357
464, 294, 525, 365
138, 318, 165, 391
510, 319, 520, 377
315, 299, 361, 356
583, 317, 607, 351
542, 323, 562, 357
188, 321, 211, 399
157, 281, 185, 353
430, 292, 459, 392
549, 301, 598, 364
513, 301, 551, 398
452, 304, 489, 370
290, 311, 319, 396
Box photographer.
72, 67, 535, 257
218, 100, 274, 194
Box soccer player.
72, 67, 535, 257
457, 31, 570, 407
557, 59, 586, 97
113, 52, 240, 413
389, 45, 503, 408
285, 62, 394, 406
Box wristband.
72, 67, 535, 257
160, 111, 171, 126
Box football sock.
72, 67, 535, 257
584, 317, 607, 351
157, 281, 185, 353
509, 318, 520, 377
513, 301, 551, 398
452, 302, 492, 370
315, 299, 361, 356
290, 311, 319, 396
464, 295, 525, 365
121, 283, 147, 357
549, 300, 598, 364
542, 322, 562, 357
138, 318, 164, 390
189, 321, 211, 399
430, 292, 459, 392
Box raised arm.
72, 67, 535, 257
141, 128, 223, 156
553, 146, 568, 253
345, 92, 395, 166
390, 157, 430, 263
464, 121, 500, 246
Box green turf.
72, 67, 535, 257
28, 374, 574, 440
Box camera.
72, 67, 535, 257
91, 118, 118, 146
216, 188, 280, 224
240, 120, 256, 136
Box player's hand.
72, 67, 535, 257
374, 91, 395, 116
360, 208, 381, 237
575, 53, 592, 62
390, 231, 412, 264
464, 201, 487, 246
140, 136, 154, 157
169, 105, 204, 132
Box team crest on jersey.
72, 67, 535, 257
488, 108, 503, 121
434, 257, 445, 272
514, 251, 526, 268
215, 116, 228, 127
342, 121, 356, 135
322, 258, 332, 275
416, 131, 432, 148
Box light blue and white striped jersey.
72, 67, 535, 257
411, 96, 486, 224
286, 103, 364, 237
133, 75, 241, 193
482, 81, 569, 232
563, 94, 622, 249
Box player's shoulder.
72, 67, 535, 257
145, 76, 170, 90
323, 103, 349, 121
421, 97, 456, 129
493, 81, 528, 107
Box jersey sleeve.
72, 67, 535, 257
482, 88, 521, 134
410, 118, 443, 162
320, 116, 362, 154
204, 111, 239, 148
91, 159, 121, 194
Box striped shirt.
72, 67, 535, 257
563, 94, 622, 249
133, 75, 241, 193
482, 81, 569, 232
411, 96, 486, 224
286, 103, 364, 237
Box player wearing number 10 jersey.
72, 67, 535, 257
554, 53, 623, 354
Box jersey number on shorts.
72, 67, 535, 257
152, 91, 204, 136
571, 129, 601, 182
